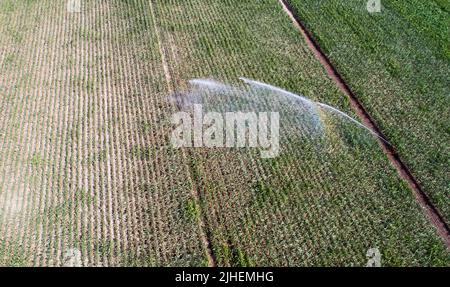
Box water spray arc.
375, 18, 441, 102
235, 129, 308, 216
239, 77, 388, 143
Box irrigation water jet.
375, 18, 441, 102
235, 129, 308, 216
239, 77, 386, 143
316, 103, 390, 144
173, 77, 385, 145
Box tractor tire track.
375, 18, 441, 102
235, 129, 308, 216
148, 1, 217, 267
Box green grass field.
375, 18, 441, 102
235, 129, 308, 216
287, 0, 450, 220
0, 0, 448, 266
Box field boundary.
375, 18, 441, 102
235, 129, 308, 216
279, 0, 450, 248
148, 1, 217, 266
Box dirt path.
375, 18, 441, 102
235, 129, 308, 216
279, 0, 450, 248
148, 0, 217, 267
